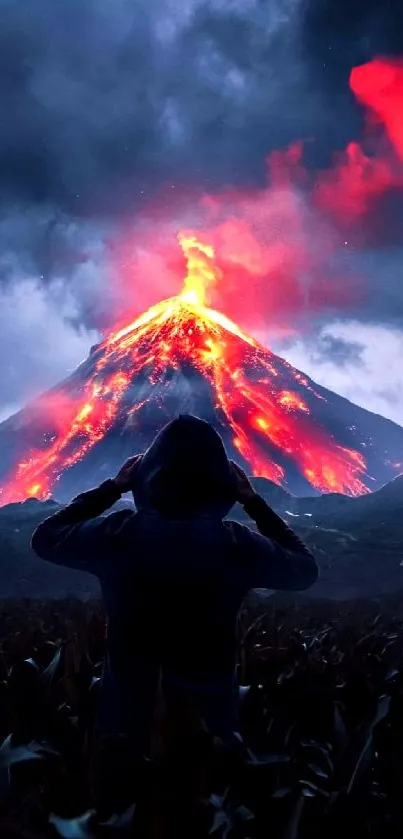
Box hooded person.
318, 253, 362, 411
133, 413, 237, 520
31, 414, 318, 810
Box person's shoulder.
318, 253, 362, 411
102, 507, 137, 533
223, 518, 254, 544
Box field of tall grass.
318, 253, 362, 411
0, 595, 402, 838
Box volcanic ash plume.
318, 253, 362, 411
0, 233, 402, 506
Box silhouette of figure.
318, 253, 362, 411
31, 414, 318, 815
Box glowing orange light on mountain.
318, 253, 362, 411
0, 235, 371, 505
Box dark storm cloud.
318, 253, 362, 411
6, 0, 403, 216
1, 0, 402, 273
0, 0, 302, 214
302, 0, 403, 74
351, 249, 403, 327
274, 330, 365, 371
0, 0, 403, 419
311, 334, 365, 368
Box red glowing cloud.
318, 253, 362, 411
107, 59, 403, 338
350, 58, 403, 160
109, 152, 355, 338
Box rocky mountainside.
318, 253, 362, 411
1, 294, 403, 506
1, 475, 402, 601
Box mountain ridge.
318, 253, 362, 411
0, 472, 401, 601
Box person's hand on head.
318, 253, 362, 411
113, 455, 143, 493
230, 461, 257, 505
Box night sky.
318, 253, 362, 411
1, 0, 403, 425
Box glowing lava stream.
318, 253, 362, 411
0, 234, 370, 504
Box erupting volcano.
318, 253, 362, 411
1, 56, 403, 505
0, 233, 402, 506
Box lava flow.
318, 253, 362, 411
0, 234, 371, 505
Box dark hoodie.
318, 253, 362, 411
31, 415, 318, 751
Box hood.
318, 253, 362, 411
133, 414, 236, 519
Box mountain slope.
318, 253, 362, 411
0, 232, 402, 505
0, 293, 402, 505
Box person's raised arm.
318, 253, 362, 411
230, 462, 318, 591
31, 456, 142, 572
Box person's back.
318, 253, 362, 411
31, 414, 318, 809
108, 512, 245, 683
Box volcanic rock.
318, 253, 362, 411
0, 295, 402, 504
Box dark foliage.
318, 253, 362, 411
0, 596, 402, 837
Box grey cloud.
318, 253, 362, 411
307, 334, 365, 368
349, 249, 403, 328
0, 0, 311, 216
274, 321, 403, 425
0, 277, 99, 414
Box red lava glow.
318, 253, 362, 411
0, 234, 370, 505
1, 57, 402, 505
350, 58, 403, 160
